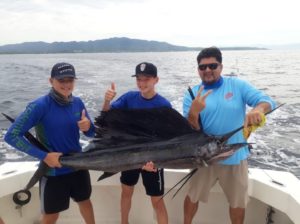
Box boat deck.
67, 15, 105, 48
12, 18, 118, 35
0, 162, 299, 223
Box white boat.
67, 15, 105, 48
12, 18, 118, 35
0, 162, 299, 224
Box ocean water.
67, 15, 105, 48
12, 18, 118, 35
0, 50, 299, 178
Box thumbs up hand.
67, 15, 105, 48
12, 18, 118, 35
78, 109, 91, 132
105, 82, 117, 103
102, 82, 117, 111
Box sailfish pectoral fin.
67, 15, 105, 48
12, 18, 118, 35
207, 142, 253, 164
207, 150, 235, 164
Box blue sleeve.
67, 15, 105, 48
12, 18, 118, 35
82, 106, 95, 137
4, 102, 48, 160
111, 92, 128, 109
239, 79, 276, 109
165, 100, 172, 108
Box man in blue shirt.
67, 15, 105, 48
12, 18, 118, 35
102, 62, 170, 224
5, 62, 95, 224
183, 47, 276, 224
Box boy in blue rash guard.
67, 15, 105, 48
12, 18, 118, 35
183, 47, 276, 224
4, 62, 95, 224
102, 62, 169, 224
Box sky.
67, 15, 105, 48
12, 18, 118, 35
0, 0, 299, 47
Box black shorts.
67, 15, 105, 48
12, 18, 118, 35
120, 168, 164, 196
39, 170, 92, 214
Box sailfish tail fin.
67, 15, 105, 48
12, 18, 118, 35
2, 112, 50, 206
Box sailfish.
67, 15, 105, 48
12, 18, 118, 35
2, 104, 282, 205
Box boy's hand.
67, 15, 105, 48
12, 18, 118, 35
105, 82, 117, 102
44, 152, 62, 168
142, 161, 157, 172
78, 109, 91, 132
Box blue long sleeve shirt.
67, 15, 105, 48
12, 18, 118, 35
183, 76, 276, 165
4, 94, 95, 175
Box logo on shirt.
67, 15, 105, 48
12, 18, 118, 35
74, 111, 81, 117
225, 92, 233, 100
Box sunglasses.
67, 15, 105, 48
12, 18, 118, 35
198, 63, 219, 71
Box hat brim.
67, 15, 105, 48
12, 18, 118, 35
131, 73, 157, 77
54, 74, 77, 80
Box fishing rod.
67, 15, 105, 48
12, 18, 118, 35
262, 169, 284, 186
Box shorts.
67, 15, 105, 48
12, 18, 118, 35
187, 159, 248, 208
40, 170, 92, 214
120, 168, 164, 196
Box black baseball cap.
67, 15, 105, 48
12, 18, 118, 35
51, 62, 76, 80
132, 62, 157, 77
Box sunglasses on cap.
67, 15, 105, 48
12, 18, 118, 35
198, 63, 219, 71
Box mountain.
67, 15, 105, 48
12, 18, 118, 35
0, 37, 197, 54
0, 37, 264, 54
261, 43, 300, 50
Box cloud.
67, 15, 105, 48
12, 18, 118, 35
0, 0, 299, 46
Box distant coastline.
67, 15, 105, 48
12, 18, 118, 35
0, 37, 267, 54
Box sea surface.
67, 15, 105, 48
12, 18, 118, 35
0, 50, 300, 179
